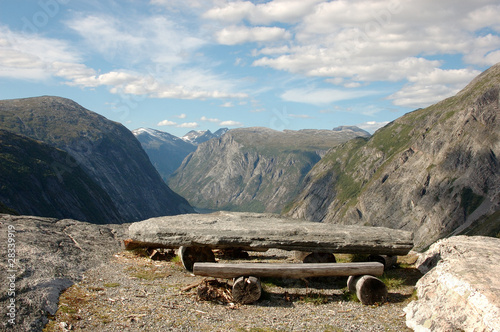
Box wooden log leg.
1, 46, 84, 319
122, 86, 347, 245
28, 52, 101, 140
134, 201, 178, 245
347, 275, 388, 305
178, 246, 216, 272
302, 252, 336, 263
232, 276, 261, 304
368, 254, 397, 270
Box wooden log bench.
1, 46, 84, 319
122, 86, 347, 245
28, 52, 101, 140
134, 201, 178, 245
126, 211, 414, 271
193, 261, 387, 305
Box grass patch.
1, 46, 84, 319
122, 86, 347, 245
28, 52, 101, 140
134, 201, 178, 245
103, 282, 120, 288
126, 265, 170, 281
380, 273, 405, 290
300, 293, 329, 305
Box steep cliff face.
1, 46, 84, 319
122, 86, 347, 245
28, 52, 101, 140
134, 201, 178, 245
168, 127, 369, 213
286, 63, 500, 250
0, 130, 121, 223
0, 96, 194, 222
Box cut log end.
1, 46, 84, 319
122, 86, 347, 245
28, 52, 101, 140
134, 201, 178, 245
347, 275, 388, 305
178, 246, 216, 272
232, 276, 262, 304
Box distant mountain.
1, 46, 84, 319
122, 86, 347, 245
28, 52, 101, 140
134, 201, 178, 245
181, 128, 228, 145
133, 127, 228, 180
133, 128, 197, 180
0, 129, 121, 223
168, 127, 370, 213
0, 96, 194, 222
285, 63, 500, 250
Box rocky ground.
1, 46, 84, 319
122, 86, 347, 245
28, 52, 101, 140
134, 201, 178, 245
43, 249, 421, 332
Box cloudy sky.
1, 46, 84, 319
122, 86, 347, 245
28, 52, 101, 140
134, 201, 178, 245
1, 0, 499, 137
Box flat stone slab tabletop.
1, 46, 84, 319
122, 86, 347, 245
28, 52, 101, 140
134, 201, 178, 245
128, 211, 414, 255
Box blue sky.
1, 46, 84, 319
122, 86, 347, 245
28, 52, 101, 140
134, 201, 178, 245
1, 0, 499, 137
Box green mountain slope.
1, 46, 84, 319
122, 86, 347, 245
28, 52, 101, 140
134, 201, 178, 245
0, 130, 121, 223
0, 96, 193, 222
286, 63, 500, 249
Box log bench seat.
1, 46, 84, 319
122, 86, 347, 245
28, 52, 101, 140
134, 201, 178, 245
193, 261, 388, 305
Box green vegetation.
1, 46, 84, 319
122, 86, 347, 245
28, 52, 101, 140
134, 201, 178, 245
103, 282, 120, 288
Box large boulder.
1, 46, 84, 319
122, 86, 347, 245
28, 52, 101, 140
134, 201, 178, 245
404, 236, 500, 331
0, 214, 128, 332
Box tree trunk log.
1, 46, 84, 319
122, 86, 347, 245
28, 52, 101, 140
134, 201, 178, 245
302, 252, 336, 263
232, 276, 262, 304
368, 254, 397, 270
193, 262, 384, 279
178, 246, 215, 271
347, 275, 388, 305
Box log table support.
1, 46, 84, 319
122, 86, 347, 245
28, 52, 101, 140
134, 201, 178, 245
232, 276, 262, 304
347, 275, 388, 305
178, 246, 216, 271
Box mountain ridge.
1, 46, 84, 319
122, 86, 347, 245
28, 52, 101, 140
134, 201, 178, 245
285, 63, 500, 249
0, 96, 194, 222
168, 126, 370, 213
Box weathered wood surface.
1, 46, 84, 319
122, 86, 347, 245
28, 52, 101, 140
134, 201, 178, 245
128, 211, 414, 255
232, 276, 262, 304
193, 262, 384, 279
179, 246, 215, 271
347, 275, 388, 305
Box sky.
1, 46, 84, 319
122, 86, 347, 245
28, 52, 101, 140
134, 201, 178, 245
0, 0, 499, 137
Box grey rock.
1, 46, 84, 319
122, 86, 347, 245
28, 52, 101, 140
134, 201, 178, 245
128, 211, 413, 255
286, 63, 500, 250
168, 127, 370, 213
0, 214, 129, 332
404, 236, 500, 332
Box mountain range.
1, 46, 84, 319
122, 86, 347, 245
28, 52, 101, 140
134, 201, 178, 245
0, 96, 193, 223
167, 126, 370, 213
0, 63, 499, 249
285, 63, 500, 249
132, 127, 228, 180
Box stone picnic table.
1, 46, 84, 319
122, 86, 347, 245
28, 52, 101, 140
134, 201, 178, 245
126, 211, 414, 304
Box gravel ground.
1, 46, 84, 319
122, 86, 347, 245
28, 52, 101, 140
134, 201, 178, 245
43, 249, 421, 332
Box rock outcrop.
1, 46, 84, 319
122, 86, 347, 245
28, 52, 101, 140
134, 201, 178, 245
168, 127, 370, 213
404, 236, 500, 332
0, 96, 194, 222
286, 63, 500, 250
0, 214, 129, 332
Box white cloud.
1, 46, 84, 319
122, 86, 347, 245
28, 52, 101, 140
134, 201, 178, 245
175, 113, 187, 119
177, 122, 200, 128
389, 68, 481, 107
237, 0, 500, 107
220, 101, 234, 107
203, 0, 322, 25
200, 116, 220, 122
216, 26, 291, 45
219, 120, 243, 127
158, 119, 177, 126
356, 121, 390, 133
0, 26, 80, 80
281, 87, 379, 105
